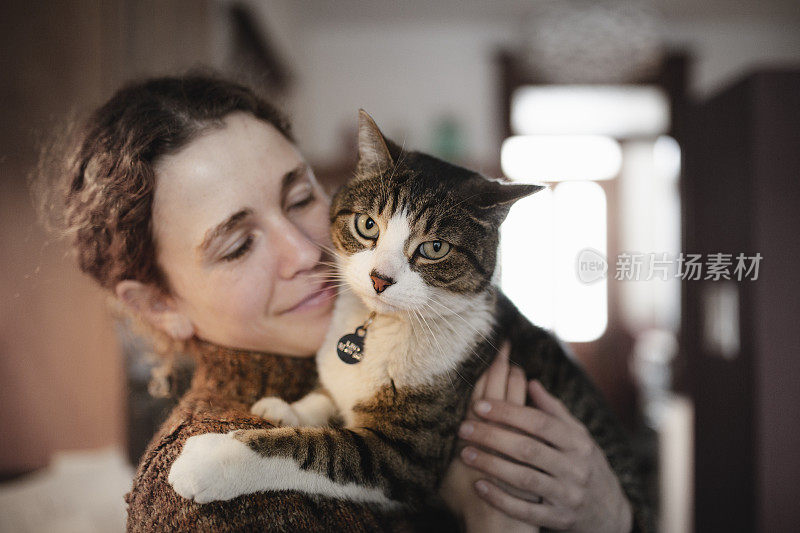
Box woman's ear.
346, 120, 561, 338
115, 280, 194, 340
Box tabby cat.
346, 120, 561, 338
168, 112, 646, 530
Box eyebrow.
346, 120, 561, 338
198, 208, 253, 257
280, 163, 309, 207
197, 164, 309, 257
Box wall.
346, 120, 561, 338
290, 21, 515, 166
242, 2, 800, 169
0, 0, 216, 474
665, 18, 800, 97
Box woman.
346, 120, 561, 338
46, 73, 650, 531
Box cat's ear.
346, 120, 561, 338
476, 181, 546, 210
357, 109, 400, 174
471, 180, 546, 223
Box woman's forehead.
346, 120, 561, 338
155, 113, 299, 192
151, 113, 302, 257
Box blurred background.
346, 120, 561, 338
1, 1, 799, 531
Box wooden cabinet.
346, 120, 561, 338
680, 70, 800, 533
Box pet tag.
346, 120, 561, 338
337, 312, 375, 364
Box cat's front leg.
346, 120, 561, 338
168, 432, 271, 503
251, 389, 339, 427
233, 425, 431, 507
168, 428, 403, 505
250, 397, 301, 426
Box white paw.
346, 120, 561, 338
168, 432, 258, 504
250, 396, 300, 427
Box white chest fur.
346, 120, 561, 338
317, 291, 495, 426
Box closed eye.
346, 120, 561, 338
221, 234, 254, 261
288, 193, 315, 211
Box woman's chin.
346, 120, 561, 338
281, 350, 317, 359
284, 308, 334, 356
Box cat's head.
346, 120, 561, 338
330, 110, 544, 316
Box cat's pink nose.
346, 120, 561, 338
370, 270, 395, 294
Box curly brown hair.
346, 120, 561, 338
33, 72, 293, 393
41, 72, 292, 295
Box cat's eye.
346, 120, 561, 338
418, 240, 451, 260
354, 214, 379, 240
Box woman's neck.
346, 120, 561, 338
187, 337, 318, 404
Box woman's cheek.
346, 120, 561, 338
200, 259, 272, 324
299, 200, 332, 247
227, 265, 274, 320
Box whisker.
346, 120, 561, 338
411, 309, 457, 393
308, 273, 348, 281
426, 298, 498, 352
415, 307, 471, 388
325, 283, 352, 290
316, 260, 343, 266
421, 301, 489, 368
308, 278, 349, 286
309, 240, 343, 257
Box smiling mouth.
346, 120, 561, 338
282, 282, 337, 314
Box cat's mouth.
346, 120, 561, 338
355, 289, 400, 315
358, 290, 418, 316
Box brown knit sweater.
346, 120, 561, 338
125, 338, 457, 532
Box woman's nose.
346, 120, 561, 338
269, 217, 321, 279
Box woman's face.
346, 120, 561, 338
151, 112, 336, 356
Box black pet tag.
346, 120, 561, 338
337, 328, 366, 364
337, 313, 375, 365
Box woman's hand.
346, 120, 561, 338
457, 357, 634, 532
440, 343, 538, 532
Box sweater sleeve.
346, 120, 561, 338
507, 322, 655, 533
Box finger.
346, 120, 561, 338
485, 341, 511, 400
473, 479, 573, 530
459, 419, 570, 479
528, 380, 582, 428
471, 371, 488, 402
465, 372, 488, 421
460, 446, 563, 502
507, 365, 526, 406
473, 400, 583, 451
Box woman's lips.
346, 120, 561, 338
282, 282, 337, 314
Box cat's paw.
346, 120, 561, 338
168, 432, 257, 504
250, 396, 300, 427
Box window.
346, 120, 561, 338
500, 84, 675, 343
500, 181, 608, 342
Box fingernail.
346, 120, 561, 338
475, 401, 491, 415
461, 447, 477, 462
459, 422, 474, 437
475, 480, 489, 494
